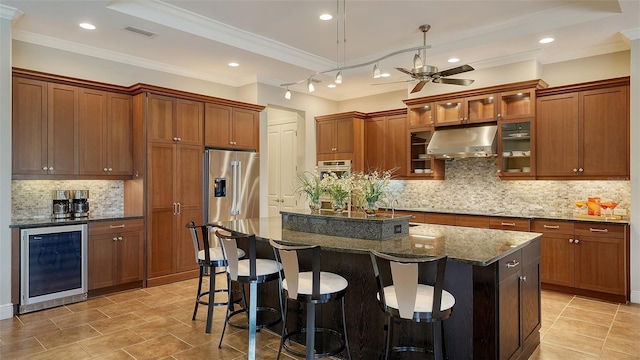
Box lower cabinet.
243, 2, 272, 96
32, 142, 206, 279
88, 219, 144, 290
533, 220, 629, 302
498, 239, 541, 360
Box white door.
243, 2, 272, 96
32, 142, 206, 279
267, 122, 298, 216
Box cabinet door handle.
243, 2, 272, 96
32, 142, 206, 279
506, 260, 520, 268
578, 168, 584, 173
569, 238, 574, 243
109, 224, 125, 229
104, 168, 109, 172
589, 228, 608, 233
519, 275, 527, 282
177, 202, 181, 214
501, 222, 516, 227
42, 166, 48, 171
574, 239, 580, 244
108, 168, 113, 172
543, 225, 560, 229
172, 203, 177, 215
573, 168, 578, 173
49, 167, 54, 171
113, 237, 118, 241
118, 236, 123, 241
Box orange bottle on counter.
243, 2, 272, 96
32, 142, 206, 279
587, 197, 601, 216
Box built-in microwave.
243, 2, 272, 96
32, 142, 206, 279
19, 224, 88, 314
317, 160, 352, 210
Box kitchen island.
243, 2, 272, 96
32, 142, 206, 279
213, 215, 542, 360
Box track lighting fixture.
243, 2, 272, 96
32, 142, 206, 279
373, 63, 381, 78
413, 52, 423, 69
307, 78, 315, 93
335, 71, 343, 84
285, 88, 291, 100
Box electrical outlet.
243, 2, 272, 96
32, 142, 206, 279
613, 208, 627, 216
394, 225, 402, 233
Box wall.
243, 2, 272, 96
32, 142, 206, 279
542, 51, 630, 87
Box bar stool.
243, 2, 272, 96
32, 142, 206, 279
369, 250, 455, 360
215, 229, 283, 359
186, 222, 245, 333
269, 239, 351, 360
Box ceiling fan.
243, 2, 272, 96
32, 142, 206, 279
395, 24, 475, 93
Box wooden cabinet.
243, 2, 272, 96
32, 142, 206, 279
536, 78, 629, 179
490, 217, 530, 231
12, 78, 78, 177
205, 103, 260, 151
455, 214, 490, 228
498, 88, 536, 120
315, 112, 366, 171
365, 110, 407, 175
146, 96, 203, 283
148, 94, 203, 145
79, 89, 132, 176
88, 219, 144, 290
498, 240, 541, 360
434, 93, 498, 126
424, 212, 456, 225
533, 219, 628, 302
408, 128, 445, 178
407, 103, 434, 128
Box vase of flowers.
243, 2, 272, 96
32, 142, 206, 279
295, 171, 323, 213
320, 172, 352, 213
352, 170, 393, 217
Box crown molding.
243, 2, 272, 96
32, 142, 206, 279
0, 4, 23, 22
621, 28, 640, 41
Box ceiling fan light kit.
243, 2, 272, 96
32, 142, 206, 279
281, 24, 474, 98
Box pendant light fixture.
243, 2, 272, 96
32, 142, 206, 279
373, 62, 381, 78
307, 78, 315, 92
335, 71, 343, 84
285, 87, 291, 99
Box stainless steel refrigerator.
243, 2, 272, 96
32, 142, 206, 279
204, 149, 260, 223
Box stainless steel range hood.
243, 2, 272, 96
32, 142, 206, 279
426, 124, 497, 159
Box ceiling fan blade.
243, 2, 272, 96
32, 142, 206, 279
395, 67, 417, 77
411, 81, 427, 93
372, 79, 415, 86
433, 78, 475, 86
437, 64, 474, 78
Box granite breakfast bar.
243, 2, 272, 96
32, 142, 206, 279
213, 214, 542, 360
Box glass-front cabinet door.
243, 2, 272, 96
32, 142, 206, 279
499, 89, 536, 120
466, 93, 498, 124
409, 129, 434, 176
434, 99, 464, 126
499, 120, 534, 178
408, 104, 433, 128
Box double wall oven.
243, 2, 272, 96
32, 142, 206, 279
19, 224, 88, 314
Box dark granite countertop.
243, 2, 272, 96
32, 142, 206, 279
213, 216, 542, 267
392, 207, 631, 225
9, 215, 144, 228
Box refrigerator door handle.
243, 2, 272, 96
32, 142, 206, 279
231, 161, 240, 215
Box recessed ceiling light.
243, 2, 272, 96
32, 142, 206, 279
381, 73, 391, 78
539, 37, 554, 44
319, 14, 333, 21
228, 62, 239, 67
79, 22, 96, 30
447, 57, 460, 63
327, 84, 336, 88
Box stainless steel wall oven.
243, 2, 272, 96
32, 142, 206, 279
19, 224, 88, 314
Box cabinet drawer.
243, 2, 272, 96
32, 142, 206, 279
490, 217, 530, 231
455, 215, 490, 228
574, 223, 625, 239
89, 219, 144, 235
531, 220, 574, 234
424, 213, 456, 226
392, 210, 425, 223
499, 250, 523, 282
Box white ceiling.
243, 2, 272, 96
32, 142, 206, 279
3, 0, 640, 101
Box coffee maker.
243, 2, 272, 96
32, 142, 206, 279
71, 190, 90, 218
52, 190, 71, 219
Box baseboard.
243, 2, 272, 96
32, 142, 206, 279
630, 290, 640, 304
0, 302, 14, 320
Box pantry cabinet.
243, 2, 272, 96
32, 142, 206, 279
78, 89, 133, 177
365, 110, 407, 175
88, 219, 144, 291
12, 78, 78, 177
533, 219, 628, 302
315, 112, 366, 172
536, 78, 629, 179
204, 103, 260, 151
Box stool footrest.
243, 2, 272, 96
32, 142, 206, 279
197, 289, 243, 307
282, 327, 346, 358
227, 306, 281, 330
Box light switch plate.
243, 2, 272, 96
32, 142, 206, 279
614, 208, 627, 216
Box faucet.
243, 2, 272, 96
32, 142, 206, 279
391, 198, 399, 218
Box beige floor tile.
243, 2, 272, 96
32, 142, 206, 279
65, 296, 116, 312
77, 329, 145, 356
599, 348, 640, 360
541, 328, 604, 356
568, 297, 620, 315
221, 327, 281, 353
614, 310, 640, 327
549, 316, 610, 340
17, 306, 72, 324
98, 299, 150, 318
603, 332, 640, 357
131, 316, 192, 340
89, 313, 146, 334
0, 337, 46, 359
617, 302, 640, 315
24, 343, 91, 360
105, 289, 153, 303
50, 308, 109, 329
122, 334, 192, 359
90, 349, 136, 360
559, 306, 615, 326
529, 342, 599, 360
0, 317, 23, 332
36, 323, 101, 349
0, 318, 61, 345
171, 340, 244, 360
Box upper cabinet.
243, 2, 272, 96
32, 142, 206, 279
434, 93, 498, 127
498, 88, 536, 120
407, 103, 434, 128
364, 110, 408, 176
12, 78, 79, 177
315, 112, 367, 172
204, 103, 260, 151
497, 120, 534, 178
536, 78, 629, 179
147, 95, 203, 146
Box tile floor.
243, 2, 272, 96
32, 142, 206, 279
1, 276, 639, 360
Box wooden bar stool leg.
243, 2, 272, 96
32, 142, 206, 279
205, 265, 216, 334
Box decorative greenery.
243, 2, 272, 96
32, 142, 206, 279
295, 170, 324, 205
320, 171, 353, 206
352, 169, 393, 206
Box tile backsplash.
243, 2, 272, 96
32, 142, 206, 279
386, 158, 631, 216
12, 180, 124, 220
